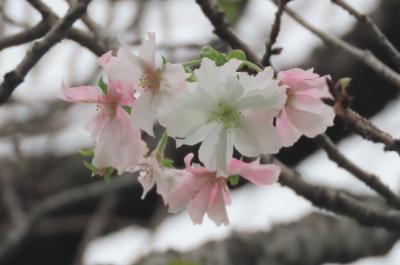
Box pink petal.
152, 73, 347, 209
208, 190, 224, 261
276, 108, 301, 147
98, 51, 113, 66
206, 184, 230, 226
187, 183, 213, 225
61, 84, 102, 103
228, 158, 280, 186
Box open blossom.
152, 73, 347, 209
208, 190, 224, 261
159, 58, 287, 175
137, 155, 189, 203
61, 78, 147, 174
166, 153, 281, 226
99, 32, 188, 136
276, 68, 335, 146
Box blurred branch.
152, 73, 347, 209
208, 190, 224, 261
332, 0, 400, 69
195, 0, 261, 66
0, 0, 93, 105
73, 194, 119, 265
271, 0, 400, 89
316, 134, 400, 209
0, 175, 137, 262
0, 167, 25, 225
261, 0, 287, 66
134, 213, 399, 265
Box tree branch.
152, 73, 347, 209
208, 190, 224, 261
0, 0, 93, 105
134, 213, 399, 265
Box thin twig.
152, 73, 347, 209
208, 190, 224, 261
316, 134, 400, 209
271, 0, 400, 89
261, 0, 287, 66
0, 0, 92, 105
331, 0, 400, 70
195, 0, 261, 66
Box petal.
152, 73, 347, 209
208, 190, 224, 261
160, 63, 189, 94
97, 51, 113, 66
187, 183, 213, 225
131, 91, 157, 136
138, 32, 156, 66
61, 84, 102, 103
228, 158, 281, 186
207, 184, 230, 226
215, 128, 234, 176
276, 108, 301, 147
180, 122, 219, 147
233, 113, 282, 157
198, 124, 223, 171
138, 171, 155, 199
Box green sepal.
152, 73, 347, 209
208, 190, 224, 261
200, 45, 228, 66
104, 167, 114, 183
339, 77, 352, 90
122, 105, 132, 115
162, 158, 175, 169
229, 174, 240, 186
155, 132, 169, 162
98, 76, 108, 95
79, 148, 94, 157
83, 160, 97, 175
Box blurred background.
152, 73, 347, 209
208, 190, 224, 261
1, 0, 400, 264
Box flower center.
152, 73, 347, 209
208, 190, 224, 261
208, 102, 242, 129
139, 70, 160, 93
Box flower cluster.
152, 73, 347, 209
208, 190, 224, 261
61, 33, 335, 226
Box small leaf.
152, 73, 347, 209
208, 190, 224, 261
83, 160, 97, 175
79, 148, 94, 157
122, 105, 132, 115
227, 50, 246, 61
161, 55, 168, 65
162, 158, 175, 168
338, 77, 352, 90
98, 76, 108, 95
104, 167, 114, 183
229, 175, 240, 186
200, 45, 228, 66
155, 132, 169, 161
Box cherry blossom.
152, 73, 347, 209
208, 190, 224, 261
137, 155, 189, 203
276, 68, 335, 146
166, 153, 281, 226
159, 58, 287, 175
99, 33, 188, 136
61, 78, 147, 174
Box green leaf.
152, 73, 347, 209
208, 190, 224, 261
227, 50, 246, 61
240, 60, 262, 73
98, 76, 108, 95
79, 148, 94, 157
104, 167, 114, 183
200, 45, 228, 66
83, 160, 97, 175
162, 158, 175, 169
229, 175, 240, 186
122, 105, 132, 115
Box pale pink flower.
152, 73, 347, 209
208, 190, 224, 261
276, 68, 335, 146
61, 78, 147, 174
137, 156, 189, 203
166, 153, 281, 226
99, 33, 188, 136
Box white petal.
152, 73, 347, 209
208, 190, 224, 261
198, 124, 223, 171
132, 91, 157, 136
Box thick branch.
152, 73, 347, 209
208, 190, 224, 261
134, 213, 399, 265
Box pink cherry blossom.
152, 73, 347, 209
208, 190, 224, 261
166, 153, 281, 226
61, 78, 147, 174
276, 68, 335, 146
137, 156, 189, 203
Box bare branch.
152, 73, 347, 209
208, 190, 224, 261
272, 0, 400, 89
0, 0, 93, 105
261, 0, 287, 66
332, 0, 400, 69
316, 134, 400, 209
